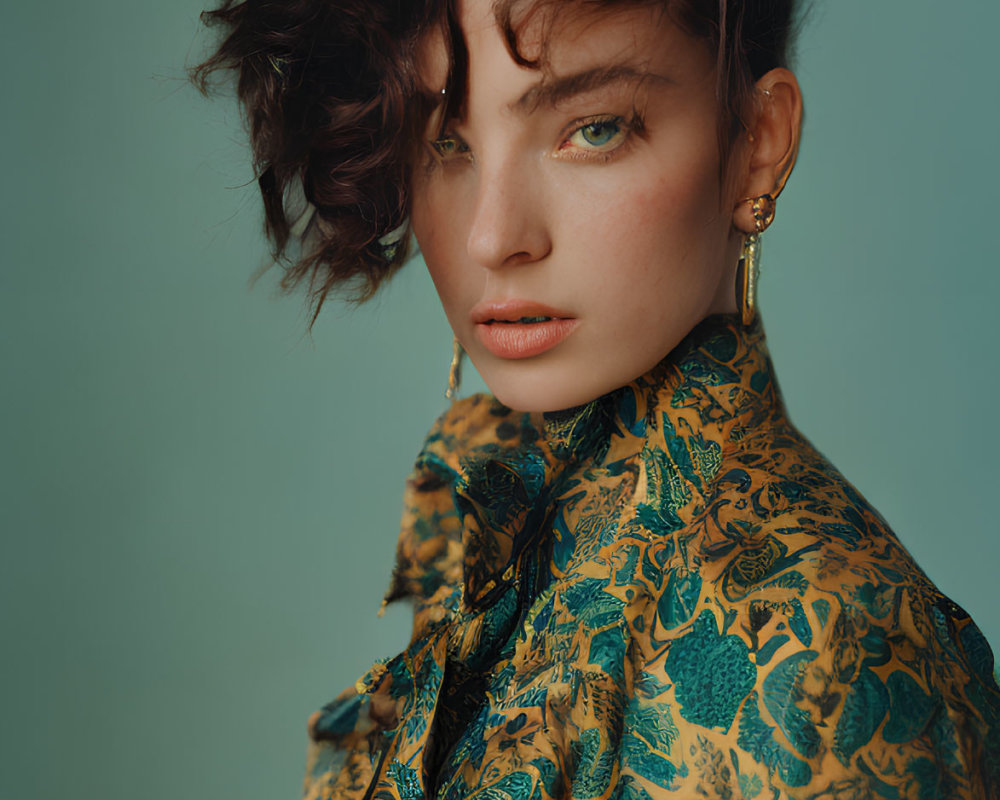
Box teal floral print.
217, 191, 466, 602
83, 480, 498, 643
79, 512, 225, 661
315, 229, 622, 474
303, 315, 999, 799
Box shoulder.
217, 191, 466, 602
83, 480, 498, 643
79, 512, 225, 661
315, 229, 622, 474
700, 420, 994, 700
714, 443, 1000, 796
705, 570, 1000, 797
703, 418, 921, 598
626, 423, 1000, 795
634, 541, 1000, 796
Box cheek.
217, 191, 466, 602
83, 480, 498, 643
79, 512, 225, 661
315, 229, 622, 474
555, 152, 729, 343
561, 158, 724, 283
411, 182, 456, 289
410, 172, 444, 251
410, 179, 485, 337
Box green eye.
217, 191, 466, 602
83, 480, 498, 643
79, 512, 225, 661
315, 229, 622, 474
565, 116, 629, 154
580, 120, 621, 147
431, 135, 470, 160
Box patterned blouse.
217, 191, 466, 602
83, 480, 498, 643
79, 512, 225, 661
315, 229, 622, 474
304, 315, 999, 799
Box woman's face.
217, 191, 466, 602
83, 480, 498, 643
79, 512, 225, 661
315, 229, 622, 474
411, 0, 748, 412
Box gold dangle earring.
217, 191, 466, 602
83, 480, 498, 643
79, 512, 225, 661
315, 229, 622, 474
445, 337, 464, 401
735, 193, 776, 325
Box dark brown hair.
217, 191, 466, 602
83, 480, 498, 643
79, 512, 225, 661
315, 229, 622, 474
192, 0, 799, 319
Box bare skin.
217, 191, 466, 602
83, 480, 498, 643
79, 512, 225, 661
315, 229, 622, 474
411, 0, 801, 413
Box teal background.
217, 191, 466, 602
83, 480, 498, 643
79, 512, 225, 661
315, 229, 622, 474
2, 2, 998, 798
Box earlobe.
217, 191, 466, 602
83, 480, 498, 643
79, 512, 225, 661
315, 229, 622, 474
732, 68, 803, 234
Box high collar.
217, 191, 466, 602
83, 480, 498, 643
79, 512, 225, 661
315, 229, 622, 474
407, 313, 783, 615
352, 314, 787, 796
546, 312, 780, 468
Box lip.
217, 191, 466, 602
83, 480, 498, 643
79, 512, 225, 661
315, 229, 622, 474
470, 300, 574, 325
471, 300, 577, 359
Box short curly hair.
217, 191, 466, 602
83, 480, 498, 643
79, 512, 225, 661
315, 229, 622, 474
193, 0, 800, 319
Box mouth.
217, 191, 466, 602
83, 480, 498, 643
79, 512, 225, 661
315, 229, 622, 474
489, 315, 559, 324
471, 304, 578, 360
470, 300, 574, 326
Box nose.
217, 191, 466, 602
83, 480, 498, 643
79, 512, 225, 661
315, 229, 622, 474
465, 161, 551, 270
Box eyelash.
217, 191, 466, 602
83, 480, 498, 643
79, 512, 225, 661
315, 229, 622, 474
427, 111, 644, 166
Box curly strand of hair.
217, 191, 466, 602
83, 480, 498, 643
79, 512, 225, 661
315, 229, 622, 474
191, 0, 447, 320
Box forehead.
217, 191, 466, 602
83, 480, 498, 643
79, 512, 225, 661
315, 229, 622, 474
416, 0, 712, 99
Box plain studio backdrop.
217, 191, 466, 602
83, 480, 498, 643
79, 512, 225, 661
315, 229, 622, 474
2, 2, 997, 798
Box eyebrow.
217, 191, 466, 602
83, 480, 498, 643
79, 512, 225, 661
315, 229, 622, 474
511, 65, 673, 113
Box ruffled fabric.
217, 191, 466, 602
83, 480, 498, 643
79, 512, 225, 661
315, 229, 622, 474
304, 315, 1000, 800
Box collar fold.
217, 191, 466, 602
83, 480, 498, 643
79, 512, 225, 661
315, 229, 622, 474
402, 313, 782, 616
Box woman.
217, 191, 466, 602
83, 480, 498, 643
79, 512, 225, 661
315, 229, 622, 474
195, 0, 1000, 797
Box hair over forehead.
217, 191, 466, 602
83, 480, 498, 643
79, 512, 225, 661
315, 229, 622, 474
476, 0, 799, 147
488, 0, 797, 70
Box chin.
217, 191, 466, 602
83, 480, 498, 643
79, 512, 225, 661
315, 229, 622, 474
491, 391, 580, 415
483, 370, 615, 414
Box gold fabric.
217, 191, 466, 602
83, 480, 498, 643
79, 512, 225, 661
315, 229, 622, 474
304, 315, 999, 799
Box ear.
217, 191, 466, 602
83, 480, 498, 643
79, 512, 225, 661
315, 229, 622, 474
732, 68, 803, 234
